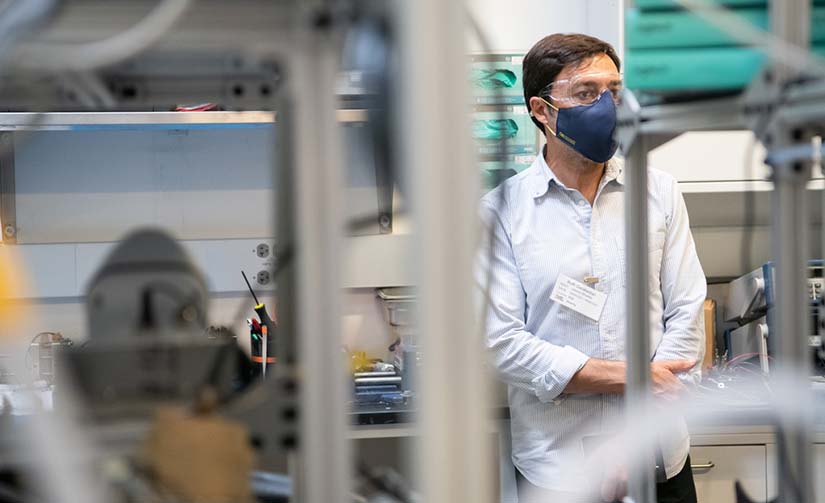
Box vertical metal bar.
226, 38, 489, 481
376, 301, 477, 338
373, 138, 393, 234
769, 160, 814, 503
287, 4, 350, 501
624, 136, 656, 503
768, 1, 814, 502
400, 0, 493, 502
0, 133, 16, 244
770, 0, 810, 52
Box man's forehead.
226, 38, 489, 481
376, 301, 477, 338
555, 54, 618, 82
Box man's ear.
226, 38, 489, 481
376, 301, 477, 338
528, 96, 552, 127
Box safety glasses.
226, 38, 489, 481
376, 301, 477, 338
540, 71, 623, 107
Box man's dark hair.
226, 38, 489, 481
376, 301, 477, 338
523, 33, 621, 132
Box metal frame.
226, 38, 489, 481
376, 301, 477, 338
624, 134, 655, 503
0, 132, 15, 243
402, 1, 493, 502
620, 1, 821, 501
0, 1, 355, 501
761, 3, 815, 502
284, 3, 350, 500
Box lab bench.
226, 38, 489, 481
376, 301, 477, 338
350, 409, 825, 503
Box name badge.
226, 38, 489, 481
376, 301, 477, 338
550, 273, 607, 321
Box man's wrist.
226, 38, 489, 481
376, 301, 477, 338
565, 358, 625, 394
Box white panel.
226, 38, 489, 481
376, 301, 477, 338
344, 234, 414, 288
14, 128, 275, 244
650, 131, 825, 184
185, 239, 276, 292
650, 131, 769, 183
467, 0, 588, 53
690, 445, 767, 503
693, 227, 773, 279
3, 238, 276, 299
75, 242, 116, 294
585, 0, 624, 55
467, 0, 622, 54
1, 243, 77, 298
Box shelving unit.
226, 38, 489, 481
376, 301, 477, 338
0, 110, 368, 131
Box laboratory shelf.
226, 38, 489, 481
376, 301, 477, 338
0, 110, 368, 131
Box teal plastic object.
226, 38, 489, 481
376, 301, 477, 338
626, 7, 825, 49
635, 0, 825, 9
470, 68, 518, 90
470, 57, 524, 104
471, 112, 538, 155
473, 119, 519, 140
626, 45, 825, 91
635, 0, 765, 8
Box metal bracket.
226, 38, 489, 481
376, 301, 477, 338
0, 133, 16, 244
374, 137, 393, 234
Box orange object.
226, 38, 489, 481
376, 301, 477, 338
0, 246, 28, 337
703, 299, 716, 369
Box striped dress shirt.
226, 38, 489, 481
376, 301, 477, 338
477, 154, 706, 492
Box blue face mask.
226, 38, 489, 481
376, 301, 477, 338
542, 90, 618, 163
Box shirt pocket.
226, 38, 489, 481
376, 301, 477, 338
616, 230, 666, 289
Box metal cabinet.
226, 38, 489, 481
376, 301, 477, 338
690, 445, 767, 503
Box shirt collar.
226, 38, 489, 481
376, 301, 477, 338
530, 153, 624, 199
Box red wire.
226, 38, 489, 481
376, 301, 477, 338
727, 352, 773, 366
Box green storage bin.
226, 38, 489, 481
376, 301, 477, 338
636, 0, 763, 7
626, 7, 825, 49
635, 0, 825, 10
469, 56, 525, 105
472, 111, 538, 156
626, 45, 825, 91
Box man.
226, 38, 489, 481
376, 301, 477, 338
477, 34, 706, 502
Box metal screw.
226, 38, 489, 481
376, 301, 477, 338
3, 225, 15, 238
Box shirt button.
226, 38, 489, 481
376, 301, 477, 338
578, 200, 587, 207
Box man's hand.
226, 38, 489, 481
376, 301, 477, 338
650, 360, 694, 401
565, 358, 695, 397
600, 464, 628, 503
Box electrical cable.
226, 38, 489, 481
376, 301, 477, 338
14, 0, 193, 72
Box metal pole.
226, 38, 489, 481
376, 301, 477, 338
400, 0, 493, 502
768, 1, 814, 502
287, 3, 350, 501
769, 154, 814, 503
624, 136, 656, 503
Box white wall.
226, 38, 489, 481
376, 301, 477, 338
467, 0, 623, 54
649, 131, 825, 278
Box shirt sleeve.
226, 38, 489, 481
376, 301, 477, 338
653, 177, 707, 385
476, 192, 589, 403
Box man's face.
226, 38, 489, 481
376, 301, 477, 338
529, 54, 621, 133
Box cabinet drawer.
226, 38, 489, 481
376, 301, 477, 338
690, 445, 766, 503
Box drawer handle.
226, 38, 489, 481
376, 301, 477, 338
691, 461, 715, 470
